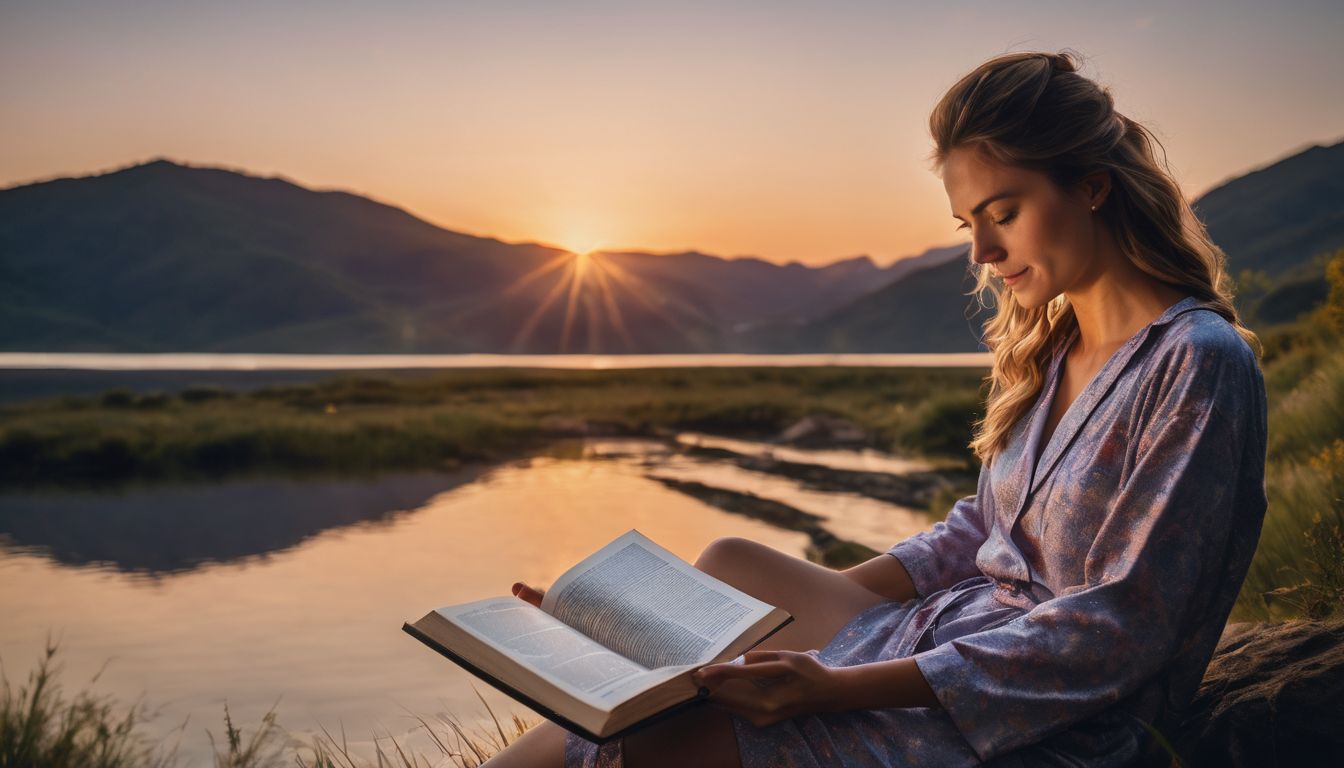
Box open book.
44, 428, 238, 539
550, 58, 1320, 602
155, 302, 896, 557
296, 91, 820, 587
402, 528, 794, 743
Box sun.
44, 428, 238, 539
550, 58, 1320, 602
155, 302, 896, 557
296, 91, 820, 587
566, 242, 603, 258
552, 226, 607, 258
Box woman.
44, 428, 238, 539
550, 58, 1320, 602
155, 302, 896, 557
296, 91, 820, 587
490, 49, 1269, 767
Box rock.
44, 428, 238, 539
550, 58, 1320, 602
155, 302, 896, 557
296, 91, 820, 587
1173, 618, 1344, 766
775, 413, 868, 447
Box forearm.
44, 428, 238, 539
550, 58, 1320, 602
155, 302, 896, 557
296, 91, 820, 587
830, 657, 940, 711
835, 554, 941, 710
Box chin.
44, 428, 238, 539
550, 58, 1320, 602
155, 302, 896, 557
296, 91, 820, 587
1007, 279, 1065, 310
1009, 288, 1050, 310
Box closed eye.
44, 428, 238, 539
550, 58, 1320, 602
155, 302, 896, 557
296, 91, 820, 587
955, 209, 1018, 232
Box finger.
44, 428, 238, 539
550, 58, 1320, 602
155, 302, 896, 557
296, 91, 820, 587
740, 649, 784, 663
511, 583, 545, 605
697, 651, 791, 679
704, 680, 788, 721
700, 661, 793, 680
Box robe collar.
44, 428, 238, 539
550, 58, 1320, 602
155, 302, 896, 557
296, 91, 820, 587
1021, 294, 1209, 502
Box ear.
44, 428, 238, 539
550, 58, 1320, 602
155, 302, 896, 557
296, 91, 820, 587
1077, 170, 1111, 210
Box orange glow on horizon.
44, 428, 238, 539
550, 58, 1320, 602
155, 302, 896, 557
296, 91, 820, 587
0, 5, 1337, 268
500, 248, 695, 353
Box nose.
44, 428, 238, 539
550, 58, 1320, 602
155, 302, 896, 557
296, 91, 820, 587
969, 230, 1005, 265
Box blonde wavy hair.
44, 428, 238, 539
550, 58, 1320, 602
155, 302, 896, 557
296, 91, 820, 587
927, 49, 1260, 464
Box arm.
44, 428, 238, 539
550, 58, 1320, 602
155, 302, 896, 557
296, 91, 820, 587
832, 656, 939, 709
898, 336, 1264, 761
883, 462, 993, 598
841, 549, 918, 602
830, 467, 997, 704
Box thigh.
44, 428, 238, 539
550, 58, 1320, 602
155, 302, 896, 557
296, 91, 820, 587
693, 537, 889, 653
492, 709, 742, 768
621, 698, 743, 768
556, 702, 741, 768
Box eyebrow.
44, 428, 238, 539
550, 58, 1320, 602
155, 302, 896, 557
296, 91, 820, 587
951, 189, 1021, 221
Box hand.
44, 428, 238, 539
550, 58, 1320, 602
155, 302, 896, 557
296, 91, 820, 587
690, 649, 845, 728
511, 582, 546, 608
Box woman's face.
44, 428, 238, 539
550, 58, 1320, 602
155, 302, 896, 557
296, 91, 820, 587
942, 145, 1108, 309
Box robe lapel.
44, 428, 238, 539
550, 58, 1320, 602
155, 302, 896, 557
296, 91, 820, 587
982, 330, 1072, 582
982, 295, 1209, 584
1018, 330, 1071, 503
1025, 296, 1205, 498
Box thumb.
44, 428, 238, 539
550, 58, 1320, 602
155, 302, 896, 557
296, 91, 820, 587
511, 582, 545, 605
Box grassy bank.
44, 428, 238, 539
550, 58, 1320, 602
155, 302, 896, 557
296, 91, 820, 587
0, 366, 987, 487
1236, 250, 1344, 621
0, 641, 527, 768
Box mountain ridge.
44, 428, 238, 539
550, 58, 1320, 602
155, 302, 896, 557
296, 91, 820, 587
3, 138, 1339, 353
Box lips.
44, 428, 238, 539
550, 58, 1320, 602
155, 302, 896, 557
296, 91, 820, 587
1000, 267, 1029, 285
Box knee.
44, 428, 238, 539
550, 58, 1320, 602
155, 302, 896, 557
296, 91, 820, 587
694, 536, 758, 577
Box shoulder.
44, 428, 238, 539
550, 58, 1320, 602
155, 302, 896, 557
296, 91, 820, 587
1145, 306, 1264, 411
1154, 306, 1257, 369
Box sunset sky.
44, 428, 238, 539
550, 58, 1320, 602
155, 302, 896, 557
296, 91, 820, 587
2, 0, 1340, 267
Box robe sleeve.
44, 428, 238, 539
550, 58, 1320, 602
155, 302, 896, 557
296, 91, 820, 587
910, 331, 1261, 761
886, 461, 991, 597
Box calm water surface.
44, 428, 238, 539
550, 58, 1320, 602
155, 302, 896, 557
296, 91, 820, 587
0, 435, 933, 763
0, 352, 992, 370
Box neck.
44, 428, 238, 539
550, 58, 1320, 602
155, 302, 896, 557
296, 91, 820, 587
1064, 243, 1189, 357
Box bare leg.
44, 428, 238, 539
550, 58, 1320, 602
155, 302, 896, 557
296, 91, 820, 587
481, 719, 567, 768
482, 536, 889, 766
690, 536, 891, 653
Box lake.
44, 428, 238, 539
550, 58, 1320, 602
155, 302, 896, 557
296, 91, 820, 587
0, 352, 993, 371
0, 352, 991, 404
0, 432, 937, 764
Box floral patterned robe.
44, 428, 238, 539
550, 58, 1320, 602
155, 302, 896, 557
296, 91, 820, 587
566, 295, 1269, 766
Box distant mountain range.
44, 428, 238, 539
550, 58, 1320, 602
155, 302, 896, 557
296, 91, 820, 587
2, 137, 1340, 353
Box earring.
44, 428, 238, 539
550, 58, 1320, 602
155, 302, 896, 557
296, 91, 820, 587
1091, 205, 1097, 211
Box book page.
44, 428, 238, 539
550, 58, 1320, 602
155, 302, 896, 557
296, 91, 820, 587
437, 597, 650, 702
540, 529, 776, 669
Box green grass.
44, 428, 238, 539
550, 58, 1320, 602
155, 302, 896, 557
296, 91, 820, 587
0, 366, 987, 488
1234, 249, 1344, 621
1237, 359, 1344, 620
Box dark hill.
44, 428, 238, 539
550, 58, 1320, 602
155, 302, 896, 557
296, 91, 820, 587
1193, 138, 1344, 279
763, 136, 1344, 351
3, 137, 1340, 352
0, 159, 917, 352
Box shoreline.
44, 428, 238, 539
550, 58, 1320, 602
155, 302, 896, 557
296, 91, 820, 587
0, 364, 986, 489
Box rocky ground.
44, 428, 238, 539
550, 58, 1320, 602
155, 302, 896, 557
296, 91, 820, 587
1174, 618, 1344, 766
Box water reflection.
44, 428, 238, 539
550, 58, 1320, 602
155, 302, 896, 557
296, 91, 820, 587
0, 435, 932, 764
0, 471, 489, 575
581, 437, 933, 550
